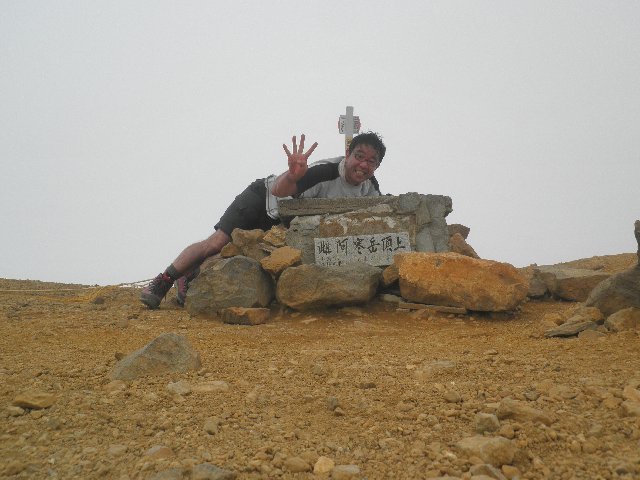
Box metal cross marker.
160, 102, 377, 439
338, 105, 361, 153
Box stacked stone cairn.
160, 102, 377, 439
183, 194, 535, 324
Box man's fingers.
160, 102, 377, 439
299, 134, 306, 154
283, 144, 292, 158
304, 142, 318, 158
292, 136, 297, 155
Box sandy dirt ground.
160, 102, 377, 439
1, 256, 639, 480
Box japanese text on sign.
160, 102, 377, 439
314, 232, 411, 267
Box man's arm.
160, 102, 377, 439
271, 134, 317, 198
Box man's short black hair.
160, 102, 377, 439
347, 131, 386, 163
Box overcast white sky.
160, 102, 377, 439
1, 1, 639, 285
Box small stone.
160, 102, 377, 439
332, 464, 361, 479
6, 406, 25, 417
470, 463, 508, 480
578, 329, 606, 340
444, 390, 462, 403
475, 413, 500, 434
204, 417, 221, 435
283, 456, 310, 473
621, 401, 640, 417
501, 465, 521, 479
13, 390, 56, 409
497, 424, 515, 440
108, 444, 128, 456
220, 242, 241, 258
221, 307, 270, 325
260, 246, 302, 276
313, 456, 335, 474
192, 462, 237, 480
496, 398, 553, 425
456, 436, 516, 467
192, 381, 230, 393
548, 384, 578, 400
326, 396, 340, 411
623, 385, 640, 402
166, 380, 192, 396
144, 445, 175, 459
148, 468, 184, 480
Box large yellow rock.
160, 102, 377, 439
395, 252, 528, 312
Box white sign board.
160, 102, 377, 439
314, 232, 411, 267
338, 115, 361, 134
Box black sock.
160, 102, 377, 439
165, 264, 180, 281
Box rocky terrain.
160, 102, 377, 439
1, 253, 640, 480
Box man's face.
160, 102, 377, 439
344, 144, 380, 186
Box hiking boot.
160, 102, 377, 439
174, 267, 199, 306
140, 273, 174, 309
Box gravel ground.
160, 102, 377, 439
1, 273, 639, 480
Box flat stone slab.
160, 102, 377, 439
278, 196, 396, 217
397, 302, 468, 314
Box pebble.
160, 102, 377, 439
166, 380, 192, 396
314, 456, 335, 474
326, 396, 340, 411
204, 417, 221, 435
496, 398, 553, 426
623, 385, 640, 402
469, 463, 507, 480
475, 413, 500, 434
444, 390, 462, 403
192, 463, 236, 480
192, 381, 229, 393
108, 444, 128, 456
283, 456, 310, 473
501, 465, 521, 478
144, 445, 175, 459
456, 436, 516, 467
6, 406, 25, 417
148, 468, 184, 480
332, 464, 361, 479
12, 390, 56, 409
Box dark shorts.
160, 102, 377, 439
214, 178, 281, 236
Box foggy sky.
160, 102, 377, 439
1, 0, 639, 285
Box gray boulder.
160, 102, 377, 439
111, 333, 201, 380
276, 263, 381, 310
537, 266, 610, 302
585, 221, 640, 316
186, 256, 275, 316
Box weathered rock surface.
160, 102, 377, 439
537, 266, 610, 302
395, 252, 528, 312
381, 263, 399, 287
448, 223, 470, 240
604, 307, 640, 331
545, 306, 604, 337
220, 307, 270, 325
260, 246, 301, 276
456, 436, 516, 466
448, 232, 479, 258
110, 332, 201, 380
276, 263, 381, 310
585, 267, 640, 316
187, 256, 274, 315
231, 228, 268, 262
519, 266, 549, 298
585, 221, 640, 315
262, 224, 287, 247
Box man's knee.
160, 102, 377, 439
203, 230, 230, 257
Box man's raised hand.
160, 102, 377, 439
282, 134, 318, 182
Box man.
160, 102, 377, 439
140, 131, 386, 309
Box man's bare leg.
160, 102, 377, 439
140, 230, 231, 309
171, 229, 231, 275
